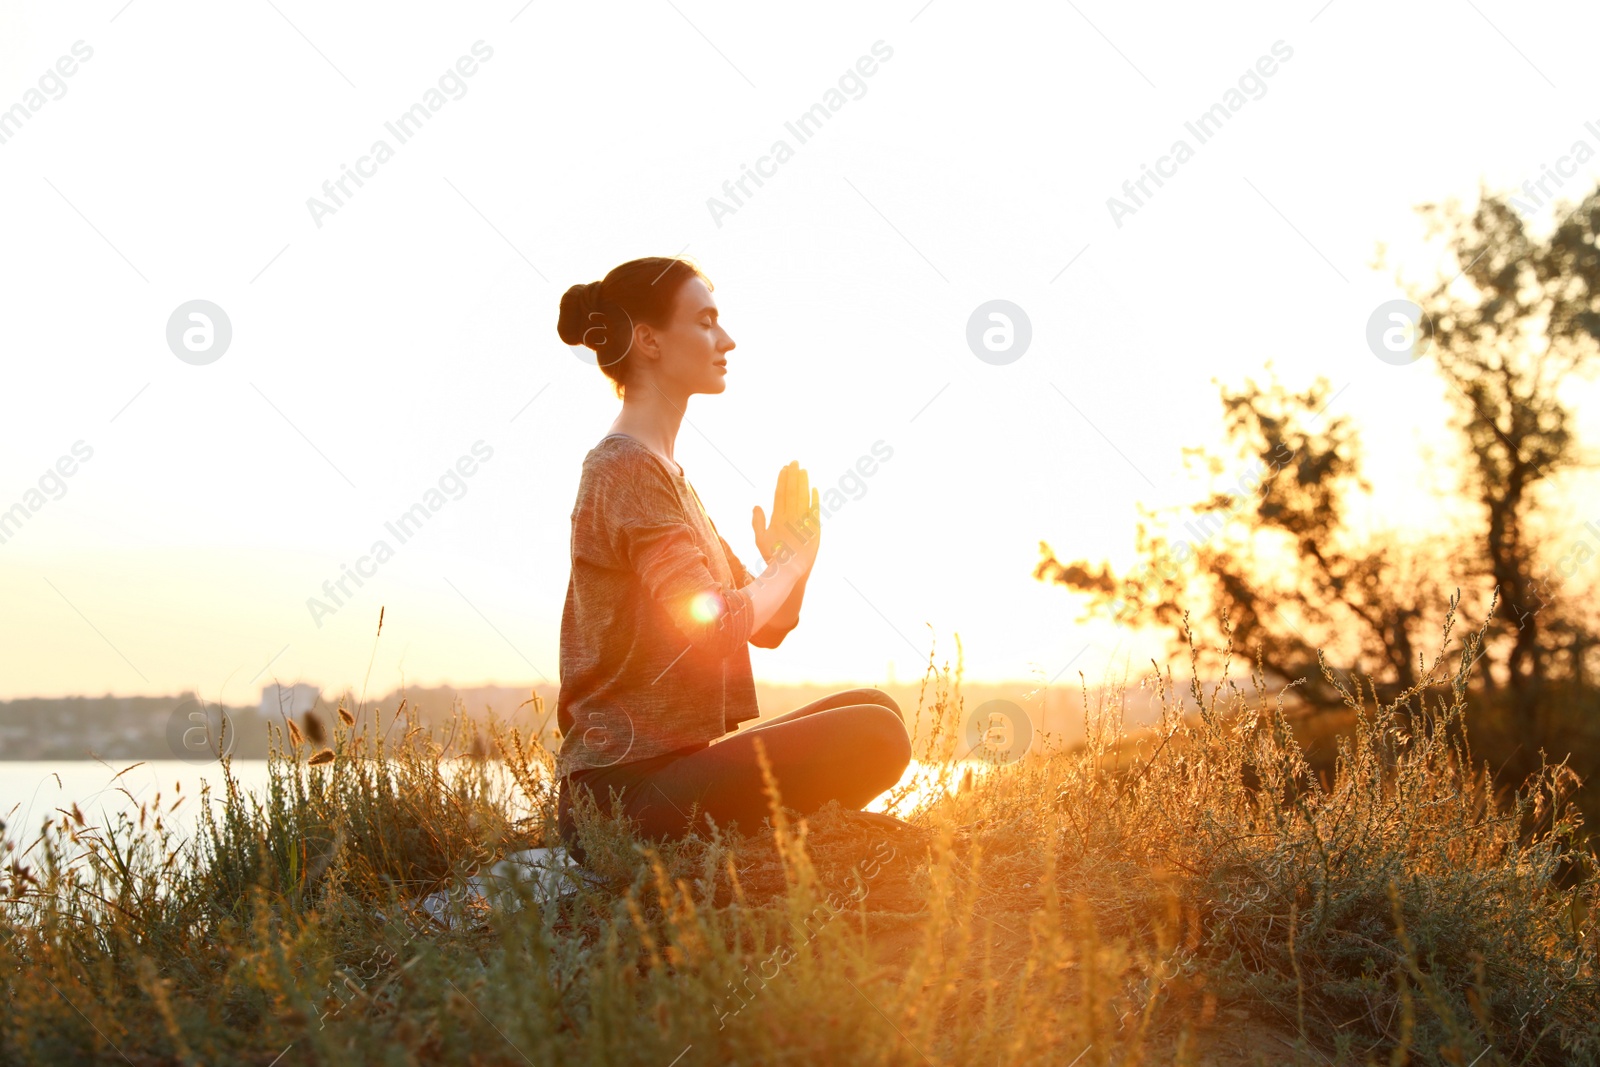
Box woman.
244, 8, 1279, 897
552, 255, 913, 866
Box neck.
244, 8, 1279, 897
609, 378, 688, 465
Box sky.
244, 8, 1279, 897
2, 0, 1599, 705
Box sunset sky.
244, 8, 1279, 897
3, 0, 1599, 704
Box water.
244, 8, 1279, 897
0, 756, 991, 862
1, 759, 274, 845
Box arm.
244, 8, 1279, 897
601, 445, 813, 658
755, 568, 809, 647
743, 568, 807, 649
721, 534, 809, 648
618, 518, 808, 658
744, 554, 810, 637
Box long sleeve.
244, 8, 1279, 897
592, 458, 754, 658
720, 535, 755, 587
620, 519, 755, 656
556, 433, 763, 777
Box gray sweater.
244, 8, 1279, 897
554, 433, 787, 777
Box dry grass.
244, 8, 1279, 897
2, 597, 1597, 1065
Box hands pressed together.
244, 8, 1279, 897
751, 460, 822, 575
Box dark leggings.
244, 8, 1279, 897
556, 688, 911, 864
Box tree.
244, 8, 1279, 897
1414, 187, 1600, 725
1035, 370, 1449, 710
1037, 184, 1600, 736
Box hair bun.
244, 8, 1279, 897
557, 280, 607, 347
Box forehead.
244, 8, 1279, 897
673, 275, 716, 315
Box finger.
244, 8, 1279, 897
790, 461, 804, 518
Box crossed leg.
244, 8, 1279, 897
738, 686, 904, 737
562, 688, 911, 853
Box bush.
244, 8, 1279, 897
2, 602, 1596, 1065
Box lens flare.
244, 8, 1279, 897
689, 591, 723, 624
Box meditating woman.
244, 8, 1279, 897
552, 255, 913, 865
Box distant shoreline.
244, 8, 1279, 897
0, 677, 1190, 761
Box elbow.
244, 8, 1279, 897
673, 588, 756, 657
750, 618, 798, 649
689, 626, 754, 658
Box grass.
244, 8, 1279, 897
2, 596, 1598, 1065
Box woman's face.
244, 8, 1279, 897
641, 276, 735, 395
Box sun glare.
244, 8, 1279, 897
688, 591, 723, 624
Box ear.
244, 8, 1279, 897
632, 319, 661, 362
